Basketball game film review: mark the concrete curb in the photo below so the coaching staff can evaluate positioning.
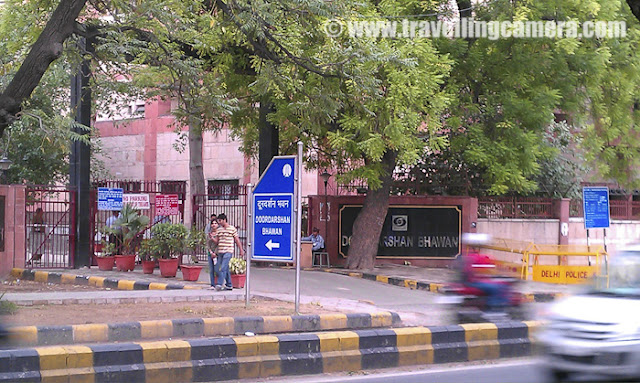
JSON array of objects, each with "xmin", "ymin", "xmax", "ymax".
[
  {"xmin": 10, "ymin": 268, "xmax": 204, "ymax": 292},
  {"xmin": 3, "ymin": 290, "xmax": 244, "ymax": 307},
  {"xmin": 7, "ymin": 312, "xmax": 401, "ymax": 347},
  {"xmin": 0, "ymin": 321, "xmax": 541, "ymax": 382},
  {"xmin": 309, "ymin": 268, "xmax": 564, "ymax": 302}
]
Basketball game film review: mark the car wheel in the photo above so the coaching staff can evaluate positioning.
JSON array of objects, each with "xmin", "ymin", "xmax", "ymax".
[{"xmin": 549, "ymin": 369, "xmax": 570, "ymax": 383}]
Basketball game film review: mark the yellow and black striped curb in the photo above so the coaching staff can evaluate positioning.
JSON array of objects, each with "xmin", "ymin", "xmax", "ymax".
[
  {"xmin": 7, "ymin": 312, "xmax": 401, "ymax": 347},
  {"xmin": 0, "ymin": 321, "xmax": 541, "ymax": 383},
  {"xmin": 311, "ymin": 268, "xmax": 564, "ymax": 303},
  {"xmin": 10, "ymin": 268, "xmax": 204, "ymax": 292}
]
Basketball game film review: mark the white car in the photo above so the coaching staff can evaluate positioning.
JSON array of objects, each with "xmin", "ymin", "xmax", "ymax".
[{"xmin": 538, "ymin": 245, "xmax": 640, "ymax": 382}]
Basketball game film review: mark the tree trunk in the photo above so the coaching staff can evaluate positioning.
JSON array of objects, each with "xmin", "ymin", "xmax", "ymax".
[
  {"xmin": 0, "ymin": 0, "xmax": 87, "ymax": 135},
  {"xmin": 346, "ymin": 150, "xmax": 397, "ymax": 270},
  {"xmin": 258, "ymin": 95, "xmax": 278, "ymax": 175},
  {"xmin": 188, "ymin": 117, "xmax": 206, "ymax": 222}
]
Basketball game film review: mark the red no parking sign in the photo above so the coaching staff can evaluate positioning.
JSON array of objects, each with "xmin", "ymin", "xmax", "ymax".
[{"xmin": 156, "ymin": 194, "xmax": 179, "ymax": 216}]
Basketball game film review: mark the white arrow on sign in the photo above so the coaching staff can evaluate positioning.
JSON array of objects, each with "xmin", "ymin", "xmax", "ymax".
[{"xmin": 265, "ymin": 239, "xmax": 281, "ymax": 251}]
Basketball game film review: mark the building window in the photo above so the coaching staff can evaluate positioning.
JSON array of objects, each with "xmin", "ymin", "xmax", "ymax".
[
  {"xmin": 160, "ymin": 181, "xmax": 186, "ymax": 195},
  {"xmin": 134, "ymin": 102, "xmax": 145, "ymax": 115},
  {"xmin": 208, "ymin": 180, "xmax": 239, "ymax": 200}
]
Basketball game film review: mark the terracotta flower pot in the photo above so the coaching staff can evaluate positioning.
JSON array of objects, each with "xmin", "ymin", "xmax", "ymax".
[
  {"xmin": 158, "ymin": 258, "xmax": 179, "ymax": 278},
  {"xmin": 115, "ymin": 254, "xmax": 136, "ymax": 272},
  {"xmin": 96, "ymin": 256, "xmax": 115, "ymax": 271},
  {"xmin": 142, "ymin": 260, "xmax": 156, "ymax": 274},
  {"xmin": 231, "ymin": 273, "xmax": 246, "ymax": 288},
  {"xmin": 181, "ymin": 265, "xmax": 203, "ymax": 281}
]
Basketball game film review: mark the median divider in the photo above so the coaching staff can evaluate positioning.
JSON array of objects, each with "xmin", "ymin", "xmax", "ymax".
[
  {"xmin": 6, "ymin": 312, "xmax": 401, "ymax": 347},
  {"xmin": 0, "ymin": 321, "xmax": 541, "ymax": 382}
]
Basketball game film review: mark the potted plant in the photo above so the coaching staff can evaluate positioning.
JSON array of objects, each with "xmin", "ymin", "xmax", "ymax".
[
  {"xmin": 150, "ymin": 222, "xmax": 188, "ymax": 277},
  {"xmin": 96, "ymin": 239, "xmax": 116, "ymax": 271},
  {"xmin": 229, "ymin": 257, "xmax": 247, "ymax": 288},
  {"xmin": 138, "ymin": 239, "xmax": 156, "ymax": 274},
  {"xmin": 181, "ymin": 228, "xmax": 207, "ymax": 281},
  {"xmin": 105, "ymin": 204, "xmax": 150, "ymax": 272}
]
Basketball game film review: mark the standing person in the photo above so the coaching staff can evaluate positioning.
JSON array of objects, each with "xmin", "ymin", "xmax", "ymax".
[
  {"xmin": 207, "ymin": 215, "xmax": 219, "ymax": 289},
  {"xmin": 28, "ymin": 207, "xmax": 45, "ymax": 265},
  {"xmin": 303, "ymin": 227, "xmax": 325, "ymax": 252},
  {"xmin": 204, "ymin": 213, "xmax": 216, "ymax": 236},
  {"xmin": 105, "ymin": 210, "xmax": 121, "ymax": 255},
  {"xmin": 214, "ymin": 213, "xmax": 245, "ymax": 291}
]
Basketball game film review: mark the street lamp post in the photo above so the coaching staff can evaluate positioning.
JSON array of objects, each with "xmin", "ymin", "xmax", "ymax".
[
  {"xmin": 320, "ymin": 171, "xmax": 331, "ymax": 248},
  {"xmin": 0, "ymin": 157, "xmax": 12, "ymax": 184}
]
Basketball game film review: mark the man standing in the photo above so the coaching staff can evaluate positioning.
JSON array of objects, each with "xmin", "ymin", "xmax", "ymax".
[
  {"xmin": 105, "ymin": 210, "xmax": 121, "ymax": 255},
  {"xmin": 303, "ymin": 227, "xmax": 325, "ymax": 252},
  {"xmin": 215, "ymin": 213, "xmax": 245, "ymax": 291}
]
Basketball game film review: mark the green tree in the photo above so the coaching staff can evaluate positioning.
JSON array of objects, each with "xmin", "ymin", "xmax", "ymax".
[{"xmin": 5, "ymin": 0, "xmax": 640, "ymax": 271}]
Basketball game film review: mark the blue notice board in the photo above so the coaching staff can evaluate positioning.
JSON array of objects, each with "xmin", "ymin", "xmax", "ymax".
[
  {"xmin": 252, "ymin": 157, "xmax": 296, "ymax": 262},
  {"xmin": 583, "ymin": 187, "xmax": 610, "ymax": 229},
  {"xmin": 97, "ymin": 187, "xmax": 124, "ymax": 211},
  {"xmin": 253, "ymin": 194, "xmax": 294, "ymax": 261}
]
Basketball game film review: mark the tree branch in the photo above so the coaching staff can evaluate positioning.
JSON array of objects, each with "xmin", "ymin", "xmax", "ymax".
[
  {"xmin": 627, "ymin": 0, "xmax": 640, "ymax": 22},
  {"xmin": 214, "ymin": 0, "xmax": 340, "ymax": 78},
  {"xmin": 0, "ymin": 0, "xmax": 87, "ymax": 136}
]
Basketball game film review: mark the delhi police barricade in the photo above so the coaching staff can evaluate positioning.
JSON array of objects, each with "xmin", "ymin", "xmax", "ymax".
[{"xmin": 477, "ymin": 239, "xmax": 607, "ymax": 286}]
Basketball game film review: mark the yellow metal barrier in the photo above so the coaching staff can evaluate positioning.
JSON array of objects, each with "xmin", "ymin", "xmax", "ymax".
[
  {"xmin": 478, "ymin": 239, "xmax": 608, "ymax": 286},
  {"xmin": 526, "ymin": 244, "xmax": 607, "ymax": 286},
  {"xmin": 477, "ymin": 238, "xmax": 533, "ymax": 280}
]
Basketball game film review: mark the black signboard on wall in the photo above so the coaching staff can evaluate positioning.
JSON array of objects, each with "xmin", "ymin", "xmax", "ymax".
[
  {"xmin": 339, "ymin": 205, "xmax": 461, "ymax": 258},
  {"xmin": 0, "ymin": 195, "xmax": 5, "ymax": 252}
]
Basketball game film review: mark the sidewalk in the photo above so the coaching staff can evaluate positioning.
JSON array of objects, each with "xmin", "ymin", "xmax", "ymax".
[
  {"xmin": 5, "ymin": 266, "xmax": 385, "ymax": 315},
  {"xmin": 10, "ymin": 261, "xmax": 580, "ymax": 302},
  {"xmin": 312, "ymin": 263, "xmax": 582, "ymax": 301}
]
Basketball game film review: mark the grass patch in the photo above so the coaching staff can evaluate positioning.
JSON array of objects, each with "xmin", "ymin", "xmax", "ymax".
[{"xmin": 0, "ymin": 292, "xmax": 18, "ymax": 315}]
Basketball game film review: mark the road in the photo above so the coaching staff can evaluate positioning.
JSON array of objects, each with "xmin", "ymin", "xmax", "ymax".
[
  {"xmin": 261, "ymin": 358, "xmax": 614, "ymax": 383},
  {"xmin": 251, "ymin": 267, "xmax": 466, "ymax": 325}
]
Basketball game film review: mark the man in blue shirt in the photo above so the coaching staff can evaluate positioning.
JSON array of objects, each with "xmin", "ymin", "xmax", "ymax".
[{"xmin": 303, "ymin": 227, "xmax": 325, "ymax": 252}]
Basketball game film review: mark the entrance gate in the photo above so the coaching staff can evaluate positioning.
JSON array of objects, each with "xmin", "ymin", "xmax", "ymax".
[
  {"xmin": 192, "ymin": 184, "xmax": 248, "ymax": 262},
  {"xmin": 25, "ymin": 186, "xmax": 76, "ymax": 268},
  {"xmin": 90, "ymin": 180, "xmax": 187, "ymax": 259}
]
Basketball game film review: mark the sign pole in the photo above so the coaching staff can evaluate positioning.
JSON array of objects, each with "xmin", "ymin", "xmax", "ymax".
[
  {"xmin": 246, "ymin": 183, "xmax": 253, "ymax": 308},
  {"xmin": 586, "ymin": 229, "xmax": 591, "ymax": 266},
  {"xmin": 295, "ymin": 142, "xmax": 302, "ymax": 314}
]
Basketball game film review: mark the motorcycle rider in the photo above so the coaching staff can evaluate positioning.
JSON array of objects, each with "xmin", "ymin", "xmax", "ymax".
[{"xmin": 460, "ymin": 233, "xmax": 510, "ymax": 312}]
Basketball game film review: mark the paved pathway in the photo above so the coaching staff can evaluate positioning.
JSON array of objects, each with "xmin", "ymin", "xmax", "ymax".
[{"xmin": 5, "ymin": 262, "xmax": 579, "ymax": 326}]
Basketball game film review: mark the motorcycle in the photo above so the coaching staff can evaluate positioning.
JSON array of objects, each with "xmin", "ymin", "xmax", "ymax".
[{"xmin": 440, "ymin": 276, "xmax": 526, "ymax": 323}]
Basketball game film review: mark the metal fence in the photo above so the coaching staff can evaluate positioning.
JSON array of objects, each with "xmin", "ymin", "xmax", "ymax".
[
  {"xmin": 478, "ymin": 197, "xmax": 554, "ymax": 219},
  {"xmin": 90, "ymin": 180, "xmax": 187, "ymax": 258},
  {"xmin": 192, "ymin": 184, "xmax": 248, "ymax": 262},
  {"xmin": 25, "ymin": 186, "xmax": 76, "ymax": 268},
  {"xmin": 570, "ymin": 198, "xmax": 640, "ymax": 220}
]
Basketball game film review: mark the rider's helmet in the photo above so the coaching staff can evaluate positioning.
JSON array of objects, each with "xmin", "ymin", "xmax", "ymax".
[
  {"xmin": 462, "ymin": 233, "xmax": 491, "ymax": 248},
  {"xmin": 461, "ymin": 233, "xmax": 495, "ymax": 275}
]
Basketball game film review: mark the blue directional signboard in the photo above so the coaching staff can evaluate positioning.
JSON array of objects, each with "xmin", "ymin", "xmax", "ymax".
[
  {"xmin": 97, "ymin": 187, "xmax": 124, "ymax": 211},
  {"xmin": 252, "ymin": 157, "xmax": 296, "ymax": 262},
  {"xmin": 583, "ymin": 186, "xmax": 610, "ymax": 229}
]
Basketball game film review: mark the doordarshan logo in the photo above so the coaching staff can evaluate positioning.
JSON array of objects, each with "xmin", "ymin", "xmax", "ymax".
[
  {"xmin": 282, "ymin": 164, "xmax": 292, "ymax": 178},
  {"xmin": 392, "ymin": 215, "xmax": 408, "ymax": 231}
]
